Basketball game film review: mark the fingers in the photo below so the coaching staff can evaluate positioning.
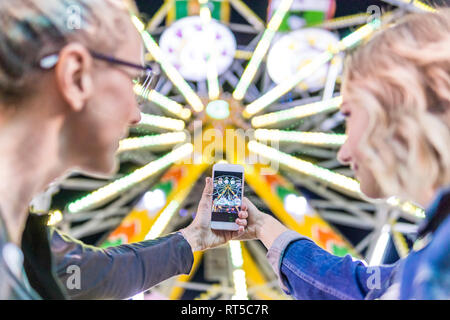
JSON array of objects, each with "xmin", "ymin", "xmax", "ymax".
[
  {"xmin": 236, "ymin": 210, "xmax": 248, "ymax": 235},
  {"xmin": 235, "ymin": 218, "xmax": 247, "ymax": 227},
  {"xmin": 238, "ymin": 210, "xmax": 248, "ymax": 219}
]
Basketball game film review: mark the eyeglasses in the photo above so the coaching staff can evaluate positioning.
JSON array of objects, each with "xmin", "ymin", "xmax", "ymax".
[{"xmin": 38, "ymin": 50, "xmax": 160, "ymax": 106}]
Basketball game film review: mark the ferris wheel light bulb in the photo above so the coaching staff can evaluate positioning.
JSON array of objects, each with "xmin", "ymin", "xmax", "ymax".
[{"xmin": 232, "ymin": 0, "xmax": 293, "ymax": 101}]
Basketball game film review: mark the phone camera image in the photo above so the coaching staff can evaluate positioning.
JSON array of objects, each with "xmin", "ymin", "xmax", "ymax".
[{"xmin": 212, "ymin": 171, "xmax": 243, "ymax": 223}]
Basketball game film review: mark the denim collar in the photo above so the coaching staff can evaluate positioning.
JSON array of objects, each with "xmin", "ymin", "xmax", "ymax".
[
  {"xmin": 424, "ymin": 185, "xmax": 450, "ymax": 220},
  {"xmin": 417, "ymin": 185, "xmax": 450, "ymax": 237}
]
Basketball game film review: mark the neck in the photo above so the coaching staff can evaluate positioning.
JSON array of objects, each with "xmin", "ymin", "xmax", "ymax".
[
  {"xmin": 0, "ymin": 108, "xmax": 66, "ymax": 245},
  {"xmin": 417, "ymin": 188, "xmax": 439, "ymax": 210}
]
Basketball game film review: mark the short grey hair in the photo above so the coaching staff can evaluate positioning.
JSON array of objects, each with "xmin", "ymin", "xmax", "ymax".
[{"xmin": 0, "ymin": 0, "xmax": 132, "ymax": 104}]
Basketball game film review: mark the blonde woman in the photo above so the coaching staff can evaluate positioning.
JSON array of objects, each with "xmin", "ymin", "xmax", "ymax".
[
  {"xmin": 0, "ymin": 0, "xmax": 246, "ymax": 299},
  {"xmin": 239, "ymin": 9, "xmax": 450, "ymax": 299}
]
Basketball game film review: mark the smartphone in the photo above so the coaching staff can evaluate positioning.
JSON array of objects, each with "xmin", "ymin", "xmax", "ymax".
[{"xmin": 210, "ymin": 163, "xmax": 244, "ymax": 231}]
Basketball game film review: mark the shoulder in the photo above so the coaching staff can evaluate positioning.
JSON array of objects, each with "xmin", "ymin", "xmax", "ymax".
[
  {"xmin": 425, "ymin": 215, "xmax": 450, "ymax": 265},
  {"xmin": 414, "ymin": 215, "xmax": 450, "ymax": 299}
]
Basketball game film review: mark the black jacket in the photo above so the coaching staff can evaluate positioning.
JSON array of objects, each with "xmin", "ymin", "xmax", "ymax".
[{"xmin": 21, "ymin": 213, "xmax": 194, "ymax": 299}]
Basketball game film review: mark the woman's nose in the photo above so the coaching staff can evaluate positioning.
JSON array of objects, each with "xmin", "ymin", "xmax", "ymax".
[
  {"xmin": 337, "ymin": 142, "xmax": 352, "ymax": 166},
  {"xmin": 130, "ymin": 104, "xmax": 142, "ymax": 126}
]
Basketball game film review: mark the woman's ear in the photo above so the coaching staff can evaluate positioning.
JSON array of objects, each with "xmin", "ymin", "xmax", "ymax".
[{"xmin": 55, "ymin": 43, "xmax": 94, "ymax": 112}]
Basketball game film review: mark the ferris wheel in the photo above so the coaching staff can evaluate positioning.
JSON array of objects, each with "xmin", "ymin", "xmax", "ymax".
[{"xmin": 42, "ymin": 0, "xmax": 435, "ymax": 300}]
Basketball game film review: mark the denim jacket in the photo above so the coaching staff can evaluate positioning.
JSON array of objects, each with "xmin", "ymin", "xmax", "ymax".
[{"xmin": 267, "ymin": 186, "xmax": 450, "ymax": 300}]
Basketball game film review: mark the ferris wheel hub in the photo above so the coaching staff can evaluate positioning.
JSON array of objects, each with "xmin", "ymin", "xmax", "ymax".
[{"xmin": 206, "ymin": 100, "xmax": 231, "ymax": 120}]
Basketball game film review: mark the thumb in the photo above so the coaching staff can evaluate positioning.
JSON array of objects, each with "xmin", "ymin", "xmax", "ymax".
[
  {"xmin": 198, "ymin": 177, "xmax": 213, "ymax": 213},
  {"xmin": 242, "ymin": 197, "xmax": 258, "ymax": 214},
  {"xmin": 240, "ymin": 199, "xmax": 248, "ymax": 212},
  {"xmin": 242, "ymin": 197, "xmax": 251, "ymax": 211}
]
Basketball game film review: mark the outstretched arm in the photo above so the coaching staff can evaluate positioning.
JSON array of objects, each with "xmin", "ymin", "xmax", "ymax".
[
  {"xmin": 241, "ymin": 197, "xmax": 396, "ymax": 300},
  {"xmin": 51, "ymin": 229, "xmax": 193, "ymax": 300}
]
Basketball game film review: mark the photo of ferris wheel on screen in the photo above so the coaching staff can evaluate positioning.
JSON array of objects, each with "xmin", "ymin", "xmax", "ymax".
[{"xmin": 212, "ymin": 172, "xmax": 243, "ymax": 215}]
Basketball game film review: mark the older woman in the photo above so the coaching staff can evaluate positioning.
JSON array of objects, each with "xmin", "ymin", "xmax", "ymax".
[
  {"xmin": 239, "ymin": 9, "xmax": 450, "ymax": 299},
  {"xmin": 0, "ymin": 0, "xmax": 246, "ymax": 299}
]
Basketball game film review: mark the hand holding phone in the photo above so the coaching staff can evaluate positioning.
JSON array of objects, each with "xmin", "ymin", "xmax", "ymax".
[{"xmin": 179, "ymin": 175, "xmax": 248, "ymax": 252}]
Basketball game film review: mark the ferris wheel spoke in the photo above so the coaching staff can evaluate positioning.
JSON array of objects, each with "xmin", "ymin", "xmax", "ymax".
[
  {"xmin": 145, "ymin": 163, "xmax": 209, "ymax": 240},
  {"xmin": 254, "ymin": 129, "xmax": 347, "ymax": 148},
  {"xmin": 248, "ymin": 141, "xmax": 361, "ymax": 196},
  {"xmin": 66, "ymin": 143, "xmax": 194, "ymax": 213},
  {"xmin": 146, "ymin": 1, "xmax": 172, "ymax": 33},
  {"xmin": 244, "ymin": 163, "xmax": 358, "ymax": 258},
  {"xmin": 251, "ymin": 96, "xmax": 343, "ymax": 129},
  {"xmin": 234, "ymin": 49, "xmax": 253, "ymax": 60},
  {"xmin": 315, "ymin": 12, "xmax": 372, "ymax": 29},
  {"xmin": 233, "ymin": 0, "xmax": 294, "ymax": 101},
  {"xmin": 379, "ymin": 0, "xmax": 435, "ymax": 12},
  {"xmin": 228, "ymin": 0, "xmax": 266, "ymax": 31},
  {"xmin": 137, "ymin": 113, "xmax": 186, "ymax": 132},
  {"xmin": 199, "ymin": 1, "xmax": 221, "ymax": 100},
  {"xmin": 135, "ymin": 86, "xmax": 192, "ymax": 120},
  {"xmin": 132, "ymin": 15, "xmax": 205, "ymax": 113},
  {"xmin": 243, "ymin": 19, "xmax": 383, "ymax": 118},
  {"xmin": 98, "ymin": 162, "xmax": 207, "ymax": 250},
  {"xmin": 118, "ymin": 132, "xmax": 188, "ymax": 153},
  {"xmin": 248, "ymin": 141, "xmax": 425, "ymax": 218},
  {"xmin": 391, "ymin": 227, "xmax": 411, "ymax": 258},
  {"xmin": 243, "ymin": 52, "xmax": 335, "ymax": 118},
  {"xmin": 229, "ymin": 61, "xmax": 261, "ymax": 101},
  {"xmin": 322, "ymin": 55, "xmax": 342, "ymax": 101}
]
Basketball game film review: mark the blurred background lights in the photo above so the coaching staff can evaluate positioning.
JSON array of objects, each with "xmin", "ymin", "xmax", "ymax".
[
  {"xmin": 283, "ymin": 194, "xmax": 310, "ymax": 218},
  {"xmin": 47, "ymin": 210, "xmax": 63, "ymax": 226},
  {"xmin": 142, "ymin": 189, "xmax": 167, "ymax": 213}
]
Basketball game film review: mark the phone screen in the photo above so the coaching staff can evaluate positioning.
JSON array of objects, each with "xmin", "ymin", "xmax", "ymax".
[{"xmin": 212, "ymin": 170, "xmax": 243, "ymax": 223}]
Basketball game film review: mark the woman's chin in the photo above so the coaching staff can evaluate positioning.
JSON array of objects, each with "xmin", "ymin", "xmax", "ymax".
[
  {"xmin": 360, "ymin": 181, "xmax": 384, "ymax": 200},
  {"xmin": 79, "ymin": 156, "xmax": 118, "ymax": 179}
]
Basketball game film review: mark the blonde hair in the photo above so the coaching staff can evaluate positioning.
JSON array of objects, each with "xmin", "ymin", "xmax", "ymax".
[
  {"xmin": 343, "ymin": 8, "xmax": 450, "ymax": 202},
  {"xmin": 0, "ymin": 0, "xmax": 132, "ymax": 104}
]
